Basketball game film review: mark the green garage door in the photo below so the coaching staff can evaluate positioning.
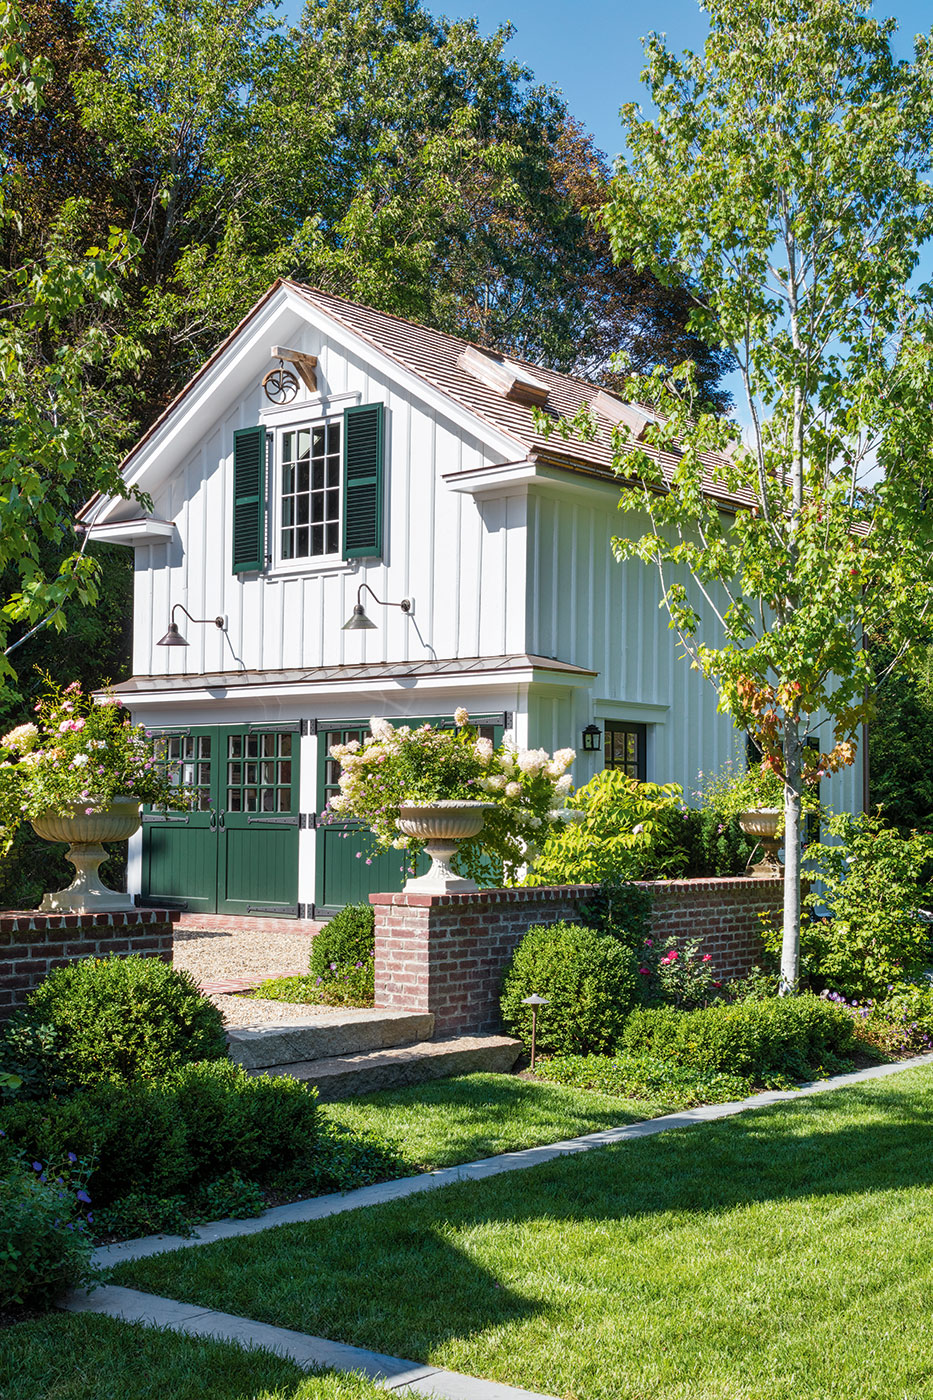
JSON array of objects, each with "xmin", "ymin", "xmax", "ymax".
[
  {"xmin": 142, "ymin": 724, "xmax": 300, "ymax": 915},
  {"xmin": 313, "ymin": 714, "xmax": 507, "ymax": 916}
]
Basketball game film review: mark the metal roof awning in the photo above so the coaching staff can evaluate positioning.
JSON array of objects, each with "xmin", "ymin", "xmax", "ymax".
[{"xmin": 107, "ymin": 653, "xmax": 599, "ymax": 701}]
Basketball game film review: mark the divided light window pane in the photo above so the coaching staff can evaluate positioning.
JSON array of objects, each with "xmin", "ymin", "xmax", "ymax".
[{"xmin": 281, "ymin": 421, "xmax": 341, "ymax": 559}]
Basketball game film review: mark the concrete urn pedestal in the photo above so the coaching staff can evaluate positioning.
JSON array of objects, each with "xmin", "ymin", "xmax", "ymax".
[
  {"xmin": 31, "ymin": 797, "xmax": 141, "ymax": 913},
  {"xmin": 397, "ymin": 800, "xmax": 495, "ymax": 894},
  {"xmin": 739, "ymin": 807, "xmax": 784, "ymax": 877}
]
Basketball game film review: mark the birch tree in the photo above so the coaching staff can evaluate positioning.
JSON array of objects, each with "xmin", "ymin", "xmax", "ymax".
[{"xmin": 582, "ymin": 0, "xmax": 933, "ymax": 988}]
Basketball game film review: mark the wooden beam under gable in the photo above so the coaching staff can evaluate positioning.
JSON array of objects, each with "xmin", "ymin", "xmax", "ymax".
[{"xmin": 270, "ymin": 344, "xmax": 318, "ymax": 392}]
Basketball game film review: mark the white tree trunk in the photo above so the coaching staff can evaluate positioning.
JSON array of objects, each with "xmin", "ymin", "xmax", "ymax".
[{"xmin": 780, "ymin": 721, "xmax": 803, "ymax": 994}]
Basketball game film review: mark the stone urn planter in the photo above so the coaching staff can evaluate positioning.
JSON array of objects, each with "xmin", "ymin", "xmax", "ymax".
[
  {"xmin": 31, "ymin": 797, "xmax": 141, "ymax": 912},
  {"xmin": 738, "ymin": 808, "xmax": 783, "ymax": 877},
  {"xmin": 397, "ymin": 800, "xmax": 495, "ymax": 894}
]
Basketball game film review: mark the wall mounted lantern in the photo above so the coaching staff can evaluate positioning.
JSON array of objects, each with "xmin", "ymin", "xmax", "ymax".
[
  {"xmin": 157, "ymin": 603, "xmax": 225, "ymax": 648},
  {"xmin": 342, "ymin": 583, "xmax": 412, "ymax": 631},
  {"xmin": 582, "ymin": 723, "xmax": 602, "ymax": 753}
]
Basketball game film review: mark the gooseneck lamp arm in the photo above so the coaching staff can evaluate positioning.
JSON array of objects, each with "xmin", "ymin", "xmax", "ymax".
[
  {"xmin": 157, "ymin": 604, "xmax": 225, "ymax": 648},
  {"xmin": 342, "ymin": 583, "xmax": 412, "ymax": 631}
]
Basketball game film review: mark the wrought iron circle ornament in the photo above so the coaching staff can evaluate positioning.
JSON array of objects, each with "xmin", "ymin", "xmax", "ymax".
[{"xmin": 262, "ymin": 360, "xmax": 300, "ymax": 404}]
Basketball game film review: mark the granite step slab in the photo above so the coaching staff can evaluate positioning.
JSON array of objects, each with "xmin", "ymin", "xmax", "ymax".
[
  {"xmin": 255, "ymin": 1034, "xmax": 523, "ymax": 1099},
  {"xmin": 227, "ymin": 1008, "xmax": 435, "ymax": 1069}
]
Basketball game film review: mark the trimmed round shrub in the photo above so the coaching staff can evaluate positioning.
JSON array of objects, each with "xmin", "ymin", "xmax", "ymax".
[
  {"xmin": 620, "ymin": 994, "xmax": 858, "ymax": 1079},
  {"xmin": 0, "ymin": 1159, "xmax": 96, "ymax": 1308},
  {"xmin": 0, "ymin": 1061, "xmax": 320, "ymax": 1208},
  {"xmin": 309, "ymin": 903, "xmax": 374, "ymax": 980},
  {"xmin": 501, "ymin": 921, "xmax": 637, "ymax": 1056},
  {"xmin": 16, "ymin": 954, "xmax": 228, "ymax": 1090}
]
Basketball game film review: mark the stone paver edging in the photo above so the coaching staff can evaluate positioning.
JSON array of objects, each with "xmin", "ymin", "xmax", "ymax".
[
  {"xmin": 65, "ymin": 1052, "xmax": 933, "ymax": 1400},
  {"xmin": 61, "ymin": 1285, "xmax": 556, "ymax": 1400},
  {"xmin": 91, "ymin": 1050, "xmax": 933, "ymax": 1270}
]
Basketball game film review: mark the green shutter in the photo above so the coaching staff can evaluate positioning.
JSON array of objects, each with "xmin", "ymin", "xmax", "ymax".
[
  {"xmin": 342, "ymin": 403, "xmax": 384, "ymax": 559},
  {"xmin": 232, "ymin": 426, "xmax": 266, "ymax": 573}
]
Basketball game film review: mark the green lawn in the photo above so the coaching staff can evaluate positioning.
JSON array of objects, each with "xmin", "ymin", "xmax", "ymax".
[
  {"xmin": 0, "ymin": 1312, "xmax": 388, "ymax": 1400},
  {"xmin": 114, "ymin": 1066, "xmax": 933, "ymax": 1400},
  {"xmin": 321, "ymin": 1072, "xmax": 688, "ymax": 1170}
]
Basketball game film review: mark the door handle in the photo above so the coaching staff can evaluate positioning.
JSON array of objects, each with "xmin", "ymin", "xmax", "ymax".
[
  {"xmin": 209, "ymin": 810, "xmax": 217, "ymax": 831},
  {"xmin": 218, "ymin": 811, "xmax": 226, "ymax": 831}
]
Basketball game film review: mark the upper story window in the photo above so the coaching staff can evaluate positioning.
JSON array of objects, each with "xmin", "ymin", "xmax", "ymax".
[
  {"xmin": 280, "ymin": 422, "xmax": 341, "ymax": 561},
  {"xmin": 231, "ymin": 402, "xmax": 385, "ymax": 574}
]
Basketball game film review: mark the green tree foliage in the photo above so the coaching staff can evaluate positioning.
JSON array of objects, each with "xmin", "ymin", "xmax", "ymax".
[
  {"xmin": 0, "ymin": 3, "xmax": 144, "ymax": 687},
  {"xmin": 552, "ymin": 0, "xmax": 933, "ymax": 989},
  {"xmin": 868, "ymin": 641, "xmax": 933, "ymax": 832}
]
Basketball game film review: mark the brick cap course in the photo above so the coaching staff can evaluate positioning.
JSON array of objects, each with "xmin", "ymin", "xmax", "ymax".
[
  {"xmin": 370, "ymin": 876, "xmax": 782, "ymax": 909},
  {"xmin": 0, "ymin": 909, "xmax": 180, "ymax": 934}
]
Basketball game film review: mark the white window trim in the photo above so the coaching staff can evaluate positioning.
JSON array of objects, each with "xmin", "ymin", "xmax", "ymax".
[{"xmin": 264, "ymin": 399, "xmax": 360, "ymax": 578}]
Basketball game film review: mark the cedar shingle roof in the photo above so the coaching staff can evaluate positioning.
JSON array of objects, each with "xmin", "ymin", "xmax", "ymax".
[{"xmin": 289, "ymin": 282, "xmax": 749, "ymax": 510}]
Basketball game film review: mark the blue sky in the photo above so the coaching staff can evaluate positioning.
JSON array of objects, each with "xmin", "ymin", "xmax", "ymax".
[{"xmin": 435, "ymin": 0, "xmax": 932, "ymax": 163}]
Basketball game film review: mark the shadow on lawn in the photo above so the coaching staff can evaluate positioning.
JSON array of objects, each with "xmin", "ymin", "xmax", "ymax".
[{"xmin": 124, "ymin": 1077, "xmax": 933, "ymax": 1360}]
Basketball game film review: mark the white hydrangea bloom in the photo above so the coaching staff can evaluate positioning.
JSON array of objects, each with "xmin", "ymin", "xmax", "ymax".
[
  {"xmin": 555, "ymin": 774, "xmax": 574, "ymax": 794},
  {"xmin": 473, "ymin": 737, "xmax": 494, "ymax": 765},
  {"xmin": 369, "ymin": 717, "xmax": 394, "ymax": 740},
  {"xmin": 454, "ymin": 706, "xmax": 469, "ymax": 727},
  {"xmin": 505, "ymin": 781, "xmax": 522, "ymax": 798},
  {"xmin": 487, "ymin": 774, "xmax": 508, "ymax": 790},
  {"xmin": 517, "ymin": 748, "xmax": 549, "ymax": 775}
]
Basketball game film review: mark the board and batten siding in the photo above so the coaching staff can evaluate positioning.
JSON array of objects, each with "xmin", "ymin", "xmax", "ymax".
[
  {"xmin": 132, "ymin": 322, "xmax": 521, "ymax": 678},
  {"xmin": 523, "ymin": 486, "xmax": 863, "ymax": 815}
]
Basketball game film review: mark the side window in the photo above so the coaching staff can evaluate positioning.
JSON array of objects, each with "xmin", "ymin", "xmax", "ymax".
[{"xmin": 604, "ymin": 723, "xmax": 647, "ymax": 781}]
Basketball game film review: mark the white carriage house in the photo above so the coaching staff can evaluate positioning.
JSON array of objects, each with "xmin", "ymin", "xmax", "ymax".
[{"xmin": 82, "ymin": 282, "xmax": 862, "ymax": 917}]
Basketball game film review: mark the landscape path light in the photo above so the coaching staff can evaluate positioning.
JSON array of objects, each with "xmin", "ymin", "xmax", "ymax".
[{"xmin": 521, "ymin": 992, "xmax": 549, "ymax": 1070}]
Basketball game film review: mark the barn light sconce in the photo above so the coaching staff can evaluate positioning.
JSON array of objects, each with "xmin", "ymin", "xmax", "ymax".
[
  {"xmin": 342, "ymin": 583, "xmax": 412, "ymax": 631},
  {"xmin": 157, "ymin": 603, "xmax": 225, "ymax": 647},
  {"xmin": 582, "ymin": 723, "xmax": 602, "ymax": 753}
]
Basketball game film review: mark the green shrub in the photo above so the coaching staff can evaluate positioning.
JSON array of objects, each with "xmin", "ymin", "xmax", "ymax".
[
  {"xmin": 576, "ymin": 879, "xmax": 653, "ymax": 953},
  {"xmin": 792, "ymin": 812, "xmax": 933, "ymax": 998},
  {"xmin": 0, "ymin": 1154, "xmax": 96, "ymax": 1308},
  {"xmin": 526, "ymin": 771, "xmax": 752, "ymax": 885},
  {"xmin": 308, "ymin": 903, "xmax": 375, "ymax": 1002},
  {"xmin": 12, "ymin": 955, "xmax": 228, "ymax": 1092},
  {"xmin": 501, "ymin": 922, "xmax": 637, "ymax": 1055},
  {"xmin": 0, "ymin": 1019, "xmax": 61, "ymax": 1101},
  {"xmin": 678, "ymin": 808, "xmax": 755, "ymax": 877},
  {"xmin": 822, "ymin": 983, "xmax": 933, "ymax": 1055},
  {"xmin": 525, "ymin": 771, "xmax": 689, "ymax": 885},
  {"xmin": 0, "ymin": 1061, "xmax": 320, "ymax": 1208},
  {"xmin": 620, "ymin": 994, "xmax": 858, "ymax": 1079},
  {"xmin": 535, "ymin": 1052, "xmax": 763, "ymax": 1107}
]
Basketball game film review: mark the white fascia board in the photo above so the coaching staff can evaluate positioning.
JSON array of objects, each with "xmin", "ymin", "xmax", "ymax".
[
  {"xmin": 90, "ymin": 291, "xmax": 306, "ymax": 527},
  {"xmin": 82, "ymin": 518, "xmax": 176, "ymax": 547},
  {"xmin": 282, "ymin": 286, "xmax": 526, "ymax": 465},
  {"xmin": 444, "ymin": 459, "xmax": 622, "ymax": 505}
]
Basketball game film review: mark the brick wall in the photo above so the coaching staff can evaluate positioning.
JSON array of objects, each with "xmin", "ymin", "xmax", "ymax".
[
  {"xmin": 372, "ymin": 877, "xmax": 782, "ymax": 1038},
  {"xmin": 0, "ymin": 909, "xmax": 178, "ymax": 1020},
  {"xmin": 636, "ymin": 877, "xmax": 783, "ymax": 980}
]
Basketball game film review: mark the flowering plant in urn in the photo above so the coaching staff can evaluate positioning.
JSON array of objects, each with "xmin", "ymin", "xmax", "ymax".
[
  {"xmin": 0, "ymin": 678, "xmax": 190, "ymax": 858},
  {"xmin": 326, "ymin": 707, "xmax": 576, "ymax": 886}
]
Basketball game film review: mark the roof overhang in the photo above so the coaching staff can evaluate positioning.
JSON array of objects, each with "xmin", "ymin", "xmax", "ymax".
[
  {"xmin": 105, "ymin": 653, "xmax": 599, "ymax": 708},
  {"xmin": 79, "ymin": 517, "xmax": 176, "ymax": 547}
]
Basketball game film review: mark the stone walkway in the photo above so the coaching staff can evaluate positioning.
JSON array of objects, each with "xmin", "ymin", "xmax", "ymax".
[{"xmin": 64, "ymin": 1051, "xmax": 933, "ymax": 1400}]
